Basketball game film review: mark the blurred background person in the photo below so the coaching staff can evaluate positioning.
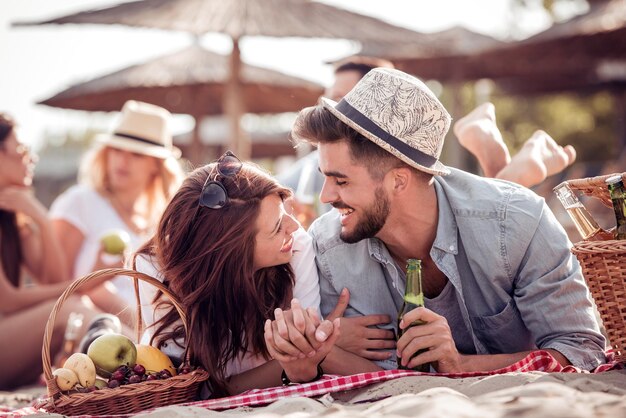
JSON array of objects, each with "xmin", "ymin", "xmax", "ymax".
[
  {"xmin": 0, "ymin": 113, "xmax": 103, "ymax": 390},
  {"xmin": 50, "ymin": 101, "xmax": 185, "ymax": 328}
]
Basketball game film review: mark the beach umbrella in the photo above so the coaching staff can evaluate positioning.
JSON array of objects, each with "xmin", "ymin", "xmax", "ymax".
[
  {"xmin": 15, "ymin": 0, "xmax": 424, "ymax": 159},
  {"xmin": 462, "ymin": 0, "xmax": 626, "ymax": 151},
  {"xmin": 356, "ymin": 26, "xmax": 507, "ymax": 81},
  {"xmin": 37, "ymin": 45, "xmax": 323, "ymax": 162},
  {"xmin": 389, "ymin": 0, "xmax": 626, "ymax": 94}
]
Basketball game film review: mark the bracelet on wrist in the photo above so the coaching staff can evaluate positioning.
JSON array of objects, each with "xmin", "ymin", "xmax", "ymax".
[{"xmin": 281, "ymin": 360, "xmax": 324, "ymax": 386}]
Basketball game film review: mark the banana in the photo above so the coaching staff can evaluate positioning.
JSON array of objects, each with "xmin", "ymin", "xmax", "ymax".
[
  {"xmin": 53, "ymin": 368, "xmax": 79, "ymax": 391},
  {"xmin": 63, "ymin": 353, "xmax": 97, "ymax": 387}
]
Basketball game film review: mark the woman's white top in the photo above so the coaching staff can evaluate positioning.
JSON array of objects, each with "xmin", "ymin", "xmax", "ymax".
[
  {"xmin": 49, "ymin": 184, "xmax": 149, "ymax": 303},
  {"xmin": 134, "ymin": 227, "xmax": 320, "ymax": 378}
]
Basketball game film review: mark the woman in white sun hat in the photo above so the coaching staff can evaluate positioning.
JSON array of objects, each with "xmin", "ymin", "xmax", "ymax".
[{"xmin": 50, "ymin": 100, "xmax": 185, "ymax": 327}]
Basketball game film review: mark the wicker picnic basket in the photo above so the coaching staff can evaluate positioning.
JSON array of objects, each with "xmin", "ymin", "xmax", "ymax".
[
  {"xmin": 567, "ymin": 172, "xmax": 626, "ymax": 363},
  {"xmin": 37, "ymin": 268, "xmax": 209, "ymax": 416}
]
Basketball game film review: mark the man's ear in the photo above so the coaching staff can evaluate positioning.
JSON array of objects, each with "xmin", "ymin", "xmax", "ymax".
[{"xmin": 390, "ymin": 167, "xmax": 411, "ymax": 193}]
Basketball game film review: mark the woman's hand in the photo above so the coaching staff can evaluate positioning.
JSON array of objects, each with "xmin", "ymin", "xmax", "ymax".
[
  {"xmin": 90, "ymin": 246, "xmax": 126, "ymax": 272},
  {"xmin": 0, "ymin": 186, "xmax": 46, "ymax": 223},
  {"xmin": 264, "ymin": 299, "xmax": 340, "ymax": 383}
]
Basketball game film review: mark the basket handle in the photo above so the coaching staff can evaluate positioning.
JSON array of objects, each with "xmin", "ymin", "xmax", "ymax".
[
  {"xmin": 566, "ymin": 172, "xmax": 625, "ymax": 208},
  {"xmin": 42, "ymin": 268, "xmax": 189, "ymax": 396}
]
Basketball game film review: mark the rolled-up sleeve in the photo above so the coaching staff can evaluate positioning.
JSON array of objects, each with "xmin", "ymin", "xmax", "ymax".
[{"xmin": 511, "ymin": 199, "xmax": 606, "ymax": 370}]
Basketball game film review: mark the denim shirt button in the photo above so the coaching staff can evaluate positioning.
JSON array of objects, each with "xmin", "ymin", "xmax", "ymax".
[{"xmin": 449, "ymin": 245, "xmax": 455, "ymax": 251}]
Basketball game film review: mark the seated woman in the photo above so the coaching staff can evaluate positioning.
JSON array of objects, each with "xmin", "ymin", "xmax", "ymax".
[
  {"xmin": 134, "ymin": 152, "xmax": 342, "ymax": 397},
  {"xmin": 0, "ymin": 113, "xmax": 104, "ymax": 390},
  {"xmin": 51, "ymin": 101, "xmax": 184, "ymax": 328}
]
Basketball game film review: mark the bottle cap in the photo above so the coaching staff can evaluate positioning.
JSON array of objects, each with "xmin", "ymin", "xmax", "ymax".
[{"xmin": 605, "ymin": 175, "xmax": 624, "ymax": 186}]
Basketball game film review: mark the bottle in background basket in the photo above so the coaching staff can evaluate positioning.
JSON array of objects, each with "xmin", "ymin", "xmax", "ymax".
[
  {"xmin": 56, "ymin": 312, "xmax": 84, "ymax": 368},
  {"xmin": 553, "ymin": 182, "xmax": 613, "ymax": 241},
  {"xmin": 606, "ymin": 175, "xmax": 626, "ymax": 240},
  {"xmin": 397, "ymin": 259, "xmax": 430, "ymax": 372}
]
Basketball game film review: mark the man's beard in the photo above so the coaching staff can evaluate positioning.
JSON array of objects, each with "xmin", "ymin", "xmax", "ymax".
[{"xmin": 338, "ymin": 186, "xmax": 390, "ymax": 244}]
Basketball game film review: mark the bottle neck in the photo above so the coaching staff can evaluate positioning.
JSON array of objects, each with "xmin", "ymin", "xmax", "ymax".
[{"xmin": 405, "ymin": 260, "xmax": 424, "ymax": 307}]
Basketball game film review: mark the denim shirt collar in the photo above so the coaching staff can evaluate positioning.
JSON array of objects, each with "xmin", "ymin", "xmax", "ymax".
[{"xmin": 432, "ymin": 179, "xmax": 459, "ymax": 256}]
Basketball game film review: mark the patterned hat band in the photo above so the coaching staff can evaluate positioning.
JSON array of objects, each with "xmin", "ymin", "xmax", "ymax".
[{"xmin": 335, "ymin": 100, "xmax": 439, "ymax": 169}]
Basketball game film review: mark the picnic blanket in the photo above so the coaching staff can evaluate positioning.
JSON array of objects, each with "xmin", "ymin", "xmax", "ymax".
[{"xmin": 4, "ymin": 350, "xmax": 623, "ymax": 417}]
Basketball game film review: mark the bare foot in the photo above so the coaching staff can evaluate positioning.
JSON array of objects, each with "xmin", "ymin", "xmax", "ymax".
[
  {"xmin": 496, "ymin": 130, "xmax": 576, "ymax": 188},
  {"xmin": 453, "ymin": 102, "xmax": 511, "ymax": 178}
]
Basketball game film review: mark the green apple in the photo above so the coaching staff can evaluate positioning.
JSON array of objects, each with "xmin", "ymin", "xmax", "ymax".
[
  {"xmin": 87, "ymin": 333, "xmax": 137, "ymax": 377},
  {"xmin": 100, "ymin": 230, "xmax": 131, "ymax": 255}
]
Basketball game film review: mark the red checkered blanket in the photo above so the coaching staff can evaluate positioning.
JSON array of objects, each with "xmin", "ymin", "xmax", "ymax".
[{"xmin": 6, "ymin": 350, "xmax": 622, "ymax": 417}]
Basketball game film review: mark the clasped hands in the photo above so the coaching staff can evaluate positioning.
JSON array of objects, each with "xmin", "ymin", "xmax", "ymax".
[
  {"xmin": 264, "ymin": 289, "xmax": 466, "ymax": 380},
  {"xmin": 264, "ymin": 299, "xmax": 339, "ymax": 383}
]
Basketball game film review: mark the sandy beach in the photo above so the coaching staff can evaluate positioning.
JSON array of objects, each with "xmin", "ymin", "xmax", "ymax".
[
  {"xmin": 2, "ymin": 369, "xmax": 625, "ymax": 417},
  {"xmin": 128, "ymin": 370, "xmax": 626, "ymax": 417},
  {"xmin": 135, "ymin": 371, "xmax": 626, "ymax": 418}
]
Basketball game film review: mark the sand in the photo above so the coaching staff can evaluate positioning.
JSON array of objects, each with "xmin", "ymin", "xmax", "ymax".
[
  {"xmin": 3, "ymin": 370, "xmax": 624, "ymax": 417},
  {"xmin": 133, "ymin": 371, "xmax": 626, "ymax": 418}
]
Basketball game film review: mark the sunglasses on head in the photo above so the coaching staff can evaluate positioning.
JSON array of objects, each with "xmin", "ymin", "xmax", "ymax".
[{"xmin": 198, "ymin": 150, "xmax": 243, "ymax": 209}]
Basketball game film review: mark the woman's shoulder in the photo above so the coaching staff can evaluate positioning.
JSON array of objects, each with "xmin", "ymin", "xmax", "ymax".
[{"xmin": 51, "ymin": 184, "xmax": 103, "ymax": 210}]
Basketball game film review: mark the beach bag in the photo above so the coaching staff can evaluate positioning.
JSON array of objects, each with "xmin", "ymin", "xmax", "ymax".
[{"xmin": 36, "ymin": 268, "xmax": 209, "ymax": 416}]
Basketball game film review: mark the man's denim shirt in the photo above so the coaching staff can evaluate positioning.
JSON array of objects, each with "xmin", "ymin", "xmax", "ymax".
[{"xmin": 309, "ymin": 167, "xmax": 606, "ymax": 371}]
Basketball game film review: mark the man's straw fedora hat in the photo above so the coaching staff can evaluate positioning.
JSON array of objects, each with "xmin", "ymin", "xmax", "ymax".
[
  {"xmin": 321, "ymin": 68, "xmax": 451, "ymax": 176},
  {"xmin": 97, "ymin": 100, "xmax": 181, "ymax": 159}
]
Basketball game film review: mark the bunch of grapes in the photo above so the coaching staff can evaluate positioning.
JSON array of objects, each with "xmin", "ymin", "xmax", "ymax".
[
  {"xmin": 106, "ymin": 364, "xmax": 172, "ymax": 388},
  {"xmin": 177, "ymin": 364, "xmax": 193, "ymax": 375}
]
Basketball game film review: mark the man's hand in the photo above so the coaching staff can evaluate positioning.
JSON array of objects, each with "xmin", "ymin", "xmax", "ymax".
[
  {"xmin": 327, "ymin": 288, "xmax": 395, "ymax": 360},
  {"xmin": 396, "ymin": 307, "xmax": 463, "ymax": 373}
]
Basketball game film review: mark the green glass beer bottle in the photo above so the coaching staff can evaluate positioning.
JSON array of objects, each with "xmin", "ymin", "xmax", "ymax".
[
  {"xmin": 606, "ymin": 175, "xmax": 626, "ymax": 240},
  {"xmin": 397, "ymin": 259, "xmax": 430, "ymax": 372}
]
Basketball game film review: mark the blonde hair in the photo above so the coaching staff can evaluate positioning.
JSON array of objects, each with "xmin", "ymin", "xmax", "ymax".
[{"xmin": 78, "ymin": 145, "xmax": 185, "ymax": 227}]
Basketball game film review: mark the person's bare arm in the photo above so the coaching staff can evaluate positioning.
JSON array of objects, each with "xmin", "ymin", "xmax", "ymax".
[
  {"xmin": 0, "ymin": 268, "xmax": 68, "ymax": 315},
  {"xmin": 0, "ymin": 187, "xmax": 69, "ymax": 284},
  {"xmin": 225, "ymin": 359, "xmax": 284, "ymax": 395},
  {"xmin": 0, "ymin": 263, "xmax": 111, "ymax": 315},
  {"xmin": 51, "ymin": 219, "xmax": 85, "ymax": 280}
]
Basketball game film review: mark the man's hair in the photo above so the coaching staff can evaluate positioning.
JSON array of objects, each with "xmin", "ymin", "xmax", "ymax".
[
  {"xmin": 291, "ymin": 105, "xmax": 421, "ymax": 181},
  {"xmin": 333, "ymin": 56, "xmax": 394, "ymax": 79}
]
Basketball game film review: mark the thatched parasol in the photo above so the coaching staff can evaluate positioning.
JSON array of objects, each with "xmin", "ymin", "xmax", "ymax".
[
  {"xmin": 15, "ymin": 0, "xmax": 425, "ymax": 159},
  {"xmin": 389, "ymin": 0, "xmax": 626, "ymax": 94},
  {"xmin": 345, "ymin": 26, "xmax": 506, "ymax": 83},
  {"xmin": 464, "ymin": 0, "xmax": 626, "ymax": 94},
  {"xmin": 38, "ymin": 45, "xmax": 323, "ymax": 161}
]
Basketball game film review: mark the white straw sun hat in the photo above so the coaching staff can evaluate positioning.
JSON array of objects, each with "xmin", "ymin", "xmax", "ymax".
[
  {"xmin": 321, "ymin": 68, "xmax": 451, "ymax": 176},
  {"xmin": 97, "ymin": 100, "xmax": 181, "ymax": 159}
]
